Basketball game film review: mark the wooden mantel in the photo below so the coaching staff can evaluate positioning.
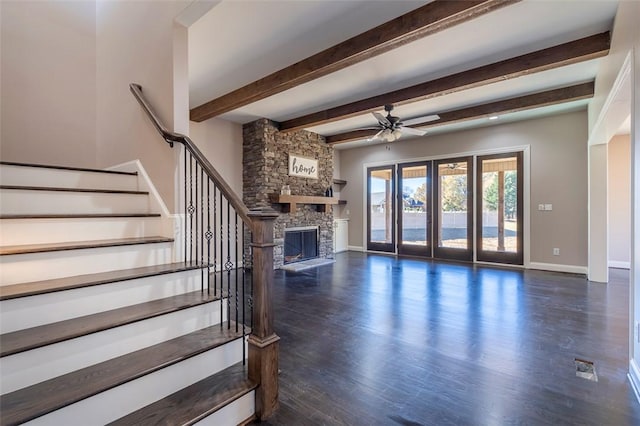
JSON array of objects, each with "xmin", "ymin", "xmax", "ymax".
[{"xmin": 269, "ymin": 194, "xmax": 345, "ymax": 214}]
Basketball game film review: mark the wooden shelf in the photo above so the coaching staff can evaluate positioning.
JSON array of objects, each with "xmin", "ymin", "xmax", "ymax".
[
  {"xmin": 269, "ymin": 194, "xmax": 345, "ymax": 214},
  {"xmin": 332, "ymin": 179, "xmax": 347, "ymax": 185}
]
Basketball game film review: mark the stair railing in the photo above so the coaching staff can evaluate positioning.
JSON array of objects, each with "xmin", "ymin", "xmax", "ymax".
[{"xmin": 129, "ymin": 83, "xmax": 279, "ymax": 420}]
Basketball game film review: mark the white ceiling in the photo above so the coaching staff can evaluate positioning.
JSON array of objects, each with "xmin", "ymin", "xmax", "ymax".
[{"xmin": 188, "ymin": 0, "xmax": 620, "ymax": 149}]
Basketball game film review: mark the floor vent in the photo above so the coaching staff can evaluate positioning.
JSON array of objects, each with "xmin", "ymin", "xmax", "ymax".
[{"xmin": 575, "ymin": 358, "xmax": 598, "ymax": 382}]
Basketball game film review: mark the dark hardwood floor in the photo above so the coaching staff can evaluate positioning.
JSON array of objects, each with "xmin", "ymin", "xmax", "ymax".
[{"xmin": 257, "ymin": 252, "xmax": 640, "ymax": 425}]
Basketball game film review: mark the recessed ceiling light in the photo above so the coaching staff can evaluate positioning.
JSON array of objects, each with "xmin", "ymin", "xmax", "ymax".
[{"xmin": 489, "ymin": 115, "xmax": 499, "ymax": 120}]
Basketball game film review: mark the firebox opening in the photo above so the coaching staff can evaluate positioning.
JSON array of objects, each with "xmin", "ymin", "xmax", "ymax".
[{"xmin": 284, "ymin": 227, "xmax": 319, "ymax": 264}]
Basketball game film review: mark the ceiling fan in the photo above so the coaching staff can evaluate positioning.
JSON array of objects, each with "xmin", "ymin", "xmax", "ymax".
[{"xmin": 368, "ymin": 104, "xmax": 439, "ymax": 142}]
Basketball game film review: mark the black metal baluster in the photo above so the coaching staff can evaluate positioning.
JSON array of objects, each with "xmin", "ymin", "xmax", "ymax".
[
  {"xmin": 206, "ymin": 179, "xmax": 212, "ymax": 295},
  {"xmin": 220, "ymin": 188, "xmax": 224, "ymax": 327},
  {"xmin": 199, "ymin": 167, "xmax": 204, "ymax": 291},
  {"xmin": 242, "ymin": 221, "xmax": 246, "ymax": 365},
  {"xmin": 226, "ymin": 199, "xmax": 231, "ymax": 330},
  {"xmin": 249, "ymin": 233, "xmax": 254, "ymax": 330},
  {"xmin": 235, "ymin": 211, "xmax": 239, "ymax": 333},
  {"xmin": 183, "ymin": 148, "xmax": 188, "ymax": 264},
  {"xmin": 188, "ymin": 155, "xmax": 194, "ymax": 263},
  {"xmin": 195, "ymin": 165, "xmax": 200, "ymax": 288},
  {"xmin": 213, "ymin": 185, "xmax": 217, "ymax": 297}
]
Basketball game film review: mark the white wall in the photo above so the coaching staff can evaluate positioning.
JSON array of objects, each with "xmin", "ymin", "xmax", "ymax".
[
  {"xmin": 608, "ymin": 134, "xmax": 631, "ymax": 267},
  {"xmin": 0, "ymin": 1, "xmax": 97, "ymax": 167},
  {"xmin": 338, "ymin": 110, "xmax": 589, "ymax": 269}
]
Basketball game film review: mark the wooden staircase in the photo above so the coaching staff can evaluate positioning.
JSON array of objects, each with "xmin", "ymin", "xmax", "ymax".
[{"xmin": 0, "ymin": 162, "xmax": 258, "ymax": 425}]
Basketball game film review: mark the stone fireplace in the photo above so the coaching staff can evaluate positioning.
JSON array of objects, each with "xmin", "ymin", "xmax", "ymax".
[{"xmin": 243, "ymin": 119, "xmax": 334, "ymax": 269}]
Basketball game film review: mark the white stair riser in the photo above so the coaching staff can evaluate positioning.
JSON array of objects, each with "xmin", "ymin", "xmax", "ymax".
[
  {"xmin": 1, "ymin": 302, "xmax": 230, "ymax": 394},
  {"xmin": 0, "ymin": 190, "xmax": 151, "ymax": 215},
  {"xmin": 0, "ymin": 216, "xmax": 165, "ymax": 246},
  {"xmin": 0, "ymin": 243, "xmax": 173, "ymax": 285},
  {"xmin": 23, "ymin": 339, "xmax": 245, "ymax": 426},
  {"xmin": 0, "ymin": 165, "xmax": 139, "ymax": 191},
  {"xmin": 195, "ymin": 390, "xmax": 255, "ymax": 426},
  {"xmin": 1, "ymin": 269, "xmax": 210, "ymax": 333}
]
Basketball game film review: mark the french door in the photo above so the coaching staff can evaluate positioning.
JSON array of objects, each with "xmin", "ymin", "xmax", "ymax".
[
  {"xmin": 397, "ymin": 162, "xmax": 432, "ymax": 257},
  {"xmin": 433, "ymin": 157, "xmax": 473, "ymax": 261},
  {"xmin": 476, "ymin": 152, "xmax": 523, "ymax": 264},
  {"xmin": 366, "ymin": 151, "xmax": 523, "ymax": 265},
  {"xmin": 367, "ymin": 166, "xmax": 396, "ymax": 253}
]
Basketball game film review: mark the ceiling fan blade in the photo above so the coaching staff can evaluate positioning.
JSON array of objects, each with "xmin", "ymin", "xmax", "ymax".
[
  {"xmin": 401, "ymin": 114, "xmax": 440, "ymax": 127},
  {"xmin": 400, "ymin": 126, "xmax": 427, "ymax": 136},
  {"xmin": 352, "ymin": 126, "xmax": 381, "ymax": 131},
  {"xmin": 367, "ymin": 129, "xmax": 385, "ymax": 142},
  {"xmin": 372, "ymin": 111, "xmax": 391, "ymax": 127}
]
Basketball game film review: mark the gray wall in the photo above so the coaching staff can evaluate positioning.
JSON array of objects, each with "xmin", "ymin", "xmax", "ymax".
[{"xmin": 338, "ymin": 110, "xmax": 588, "ymax": 268}]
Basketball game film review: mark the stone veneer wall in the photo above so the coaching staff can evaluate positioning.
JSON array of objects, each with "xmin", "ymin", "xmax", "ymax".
[{"xmin": 243, "ymin": 118, "xmax": 334, "ymax": 269}]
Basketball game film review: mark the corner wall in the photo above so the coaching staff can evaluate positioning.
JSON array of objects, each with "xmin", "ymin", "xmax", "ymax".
[
  {"xmin": 338, "ymin": 110, "xmax": 588, "ymax": 270},
  {"xmin": 0, "ymin": 1, "xmax": 97, "ymax": 167},
  {"xmin": 96, "ymin": 0, "xmax": 190, "ymax": 213},
  {"xmin": 0, "ymin": 0, "xmax": 191, "ymax": 213},
  {"xmin": 189, "ymin": 118, "xmax": 243, "ymax": 199}
]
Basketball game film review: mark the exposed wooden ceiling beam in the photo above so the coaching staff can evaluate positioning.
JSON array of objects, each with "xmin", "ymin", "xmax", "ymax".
[
  {"xmin": 282, "ymin": 32, "xmax": 609, "ymax": 132},
  {"xmin": 190, "ymin": 0, "xmax": 520, "ymax": 122},
  {"xmin": 325, "ymin": 81, "xmax": 594, "ymax": 145}
]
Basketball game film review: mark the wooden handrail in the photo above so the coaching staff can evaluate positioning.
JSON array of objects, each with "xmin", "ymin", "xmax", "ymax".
[{"xmin": 129, "ymin": 83, "xmax": 252, "ymax": 226}]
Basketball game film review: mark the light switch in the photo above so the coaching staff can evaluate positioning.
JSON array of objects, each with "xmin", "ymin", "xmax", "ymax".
[
  {"xmin": 545, "ymin": 204, "xmax": 553, "ymax": 211},
  {"xmin": 538, "ymin": 204, "xmax": 545, "ymax": 211}
]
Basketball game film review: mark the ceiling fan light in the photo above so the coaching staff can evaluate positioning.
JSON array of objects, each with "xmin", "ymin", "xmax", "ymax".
[
  {"xmin": 392, "ymin": 129, "xmax": 402, "ymax": 140},
  {"xmin": 380, "ymin": 128, "xmax": 392, "ymax": 142}
]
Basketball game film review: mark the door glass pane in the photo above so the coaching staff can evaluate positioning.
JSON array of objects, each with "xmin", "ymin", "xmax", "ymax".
[
  {"xmin": 437, "ymin": 162, "xmax": 468, "ymax": 249},
  {"xmin": 401, "ymin": 165, "xmax": 427, "ymax": 247},
  {"xmin": 480, "ymin": 157, "xmax": 518, "ymax": 252},
  {"xmin": 369, "ymin": 168, "xmax": 393, "ymax": 244}
]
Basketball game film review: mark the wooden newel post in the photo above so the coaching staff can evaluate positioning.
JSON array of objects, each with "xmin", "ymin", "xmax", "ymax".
[{"xmin": 247, "ymin": 207, "xmax": 280, "ymax": 419}]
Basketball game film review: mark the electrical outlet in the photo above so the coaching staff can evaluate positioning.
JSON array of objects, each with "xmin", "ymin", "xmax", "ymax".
[
  {"xmin": 553, "ymin": 248, "xmax": 560, "ymax": 256},
  {"xmin": 545, "ymin": 204, "xmax": 553, "ymax": 211}
]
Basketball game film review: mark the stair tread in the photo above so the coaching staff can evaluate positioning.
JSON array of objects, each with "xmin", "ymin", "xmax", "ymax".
[
  {"xmin": 0, "ymin": 322, "xmax": 245, "ymax": 426},
  {"xmin": 1, "ymin": 289, "xmax": 223, "ymax": 357},
  {"xmin": 0, "ymin": 262, "xmax": 208, "ymax": 300},
  {"xmin": 108, "ymin": 362, "xmax": 256, "ymax": 426},
  {"xmin": 0, "ymin": 236, "xmax": 174, "ymax": 256},
  {"xmin": 0, "ymin": 161, "xmax": 138, "ymax": 176},
  {"xmin": 0, "ymin": 185, "xmax": 148, "ymax": 195},
  {"xmin": 0, "ymin": 213, "xmax": 161, "ymax": 219}
]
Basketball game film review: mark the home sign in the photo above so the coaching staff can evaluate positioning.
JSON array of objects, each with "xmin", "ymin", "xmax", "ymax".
[{"xmin": 289, "ymin": 154, "xmax": 318, "ymax": 179}]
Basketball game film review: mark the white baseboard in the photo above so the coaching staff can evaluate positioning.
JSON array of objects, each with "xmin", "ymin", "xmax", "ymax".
[
  {"xmin": 609, "ymin": 261, "xmax": 631, "ymax": 269},
  {"xmin": 527, "ymin": 262, "xmax": 588, "ymax": 275},
  {"xmin": 629, "ymin": 359, "xmax": 640, "ymax": 404},
  {"xmin": 347, "ymin": 245, "xmax": 364, "ymax": 252}
]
